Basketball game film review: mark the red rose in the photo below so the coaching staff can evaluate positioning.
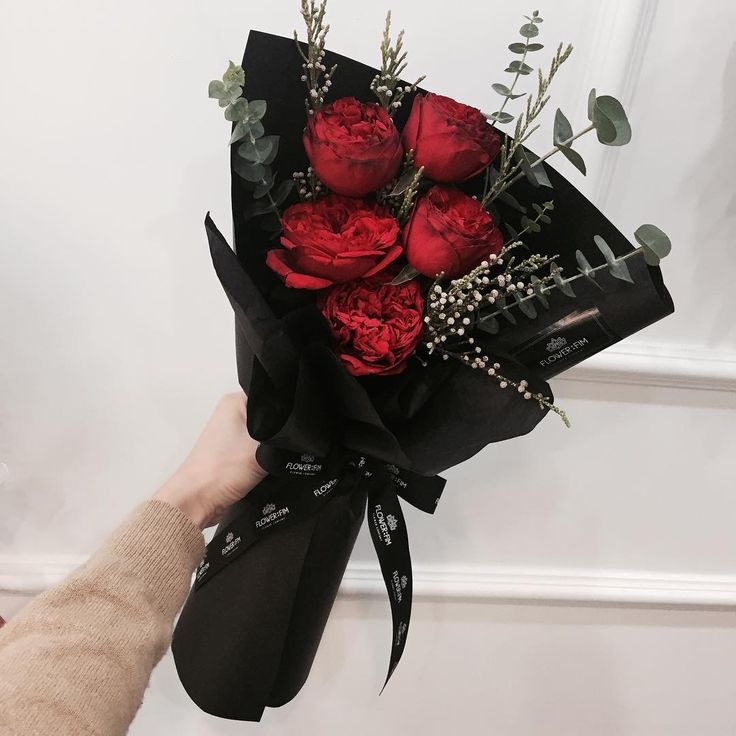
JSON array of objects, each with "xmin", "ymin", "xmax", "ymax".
[
  {"xmin": 320, "ymin": 275, "xmax": 425, "ymax": 376},
  {"xmin": 404, "ymin": 185, "xmax": 503, "ymax": 278},
  {"xmin": 402, "ymin": 93, "xmax": 501, "ymax": 183},
  {"xmin": 266, "ymin": 194, "xmax": 402, "ymax": 290},
  {"xmin": 304, "ymin": 97, "xmax": 404, "ymax": 197}
]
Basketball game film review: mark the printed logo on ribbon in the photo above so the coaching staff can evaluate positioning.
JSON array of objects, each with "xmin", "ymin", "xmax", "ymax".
[
  {"xmin": 284, "ymin": 453, "xmax": 323, "ymax": 476},
  {"xmin": 386, "ymin": 514, "xmax": 399, "ymax": 532},
  {"xmin": 255, "ymin": 502, "xmax": 290, "ymax": 529},
  {"xmin": 391, "ymin": 570, "xmax": 403, "ymax": 603},
  {"xmin": 400, "ymin": 575, "xmax": 408, "ymax": 589},
  {"xmin": 395, "ymin": 621, "xmax": 408, "ymax": 648},
  {"xmin": 372, "ymin": 504, "xmax": 392, "ymax": 546},
  {"xmin": 313, "ymin": 477, "xmax": 338, "ymax": 498},
  {"xmin": 196, "ymin": 559, "xmax": 210, "ymax": 580},
  {"xmin": 221, "ymin": 530, "xmax": 241, "ymax": 557},
  {"xmin": 546, "ymin": 336, "xmax": 567, "ymax": 352}
]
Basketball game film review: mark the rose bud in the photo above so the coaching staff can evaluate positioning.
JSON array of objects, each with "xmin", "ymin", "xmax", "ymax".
[
  {"xmin": 303, "ymin": 97, "xmax": 404, "ymax": 197},
  {"xmin": 266, "ymin": 194, "xmax": 403, "ymax": 290},
  {"xmin": 319, "ymin": 274, "xmax": 425, "ymax": 377},
  {"xmin": 402, "ymin": 93, "xmax": 501, "ymax": 183},
  {"xmin": 404, "ymin": 185, "xmax": 503, "ymax": 279}
]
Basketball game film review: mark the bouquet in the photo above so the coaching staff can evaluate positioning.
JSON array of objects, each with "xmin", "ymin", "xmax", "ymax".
[{"xmin": 172, "ymin": 2, "xmax": 674, "ymax": 722}]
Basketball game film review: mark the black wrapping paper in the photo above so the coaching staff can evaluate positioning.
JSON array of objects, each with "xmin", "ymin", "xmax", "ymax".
[{"xmin": 172, "ymin": 31, "xmax": 674, "ymax": 722}]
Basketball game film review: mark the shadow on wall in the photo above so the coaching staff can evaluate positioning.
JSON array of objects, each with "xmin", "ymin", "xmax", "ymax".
[{"xmin": 691, "ymin": 43, "xmax": 736, "ymax": 346}]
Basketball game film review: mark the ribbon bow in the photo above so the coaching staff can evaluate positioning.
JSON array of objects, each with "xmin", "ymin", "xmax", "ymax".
[{"xmin": 194, "ymin": 444, "xmax": 445, "ymax": 687}]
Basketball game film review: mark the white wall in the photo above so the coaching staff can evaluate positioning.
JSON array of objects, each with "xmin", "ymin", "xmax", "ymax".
[{"xmin": 2, "ymin": 0, "xmax": 736, "ymax": 734}]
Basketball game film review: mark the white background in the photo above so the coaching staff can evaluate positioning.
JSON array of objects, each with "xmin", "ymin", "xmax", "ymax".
[{"xmin": 2, "ymin": 0, "xmax": 736, "ymax": 734}]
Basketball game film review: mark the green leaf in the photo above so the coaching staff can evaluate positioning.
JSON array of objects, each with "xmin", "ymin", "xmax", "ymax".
[
  {"xmin": 497, "ymin": 189, "xmax": 527, "ymax": 214},
  {"xmin": 487, "ymin": 111, "xmax": 514, "ymax": 125},
  {"xmin": 526, "ymin": 43, "xmax": 544, "ymax": 51},
  {"xmin": 518, "ymin": 149, "xmax": 552, "ymax": 189},
  {"xmin": 223, "ymin": 61, "xmax": 245, "ymax": 88},
  {"xmin": 514, "ymin": 291, "xmax": 537, "ymax": 319},
  {"xmin": 593, "ymin": 235, "xmax": 634, "ymax": 283},
  {"xmin": 576, "ymin": 250, "xmax": 604, "ymax": 290},
  {"xmin": 592, "ymin": 95, "xmax": 632, "ymax": 146},
  {"xmin": 505, "ymin": 61, "xmax": 533, "ymax": 76},
  {"xmin": 208, "ymin": 80, "xmax": 228, "ymax": 100},
  {"xmin": 225, "ymin": 99, "xmax": 249, "ymax": 122},
  {"xmin": 508, "ymin": 42, "xmax": 528, "ymax": 54},
  {"xmin": 478, "ymin": 316, "xmax": 500, "ymax": 335},
  {"xmin": 249, "ymin": 120, "xmax": 265, "ymax": 139},
  {"xmin": 271, "ymin": 180, "xmax": 296, "ymax": 207},
  {"xmin": 390, "ymin": 264, "xmax": 421, "ymax": 285},
  {"xmin": 391, "ymin": 168, "xmax": 419, "ymax": 196},
  {"xmin": 253, "ymin": 172, "xmax": 276, "ymax": 199},
  {"xmin": 262, "ymin": 135, "xmax": 280, "ymax": 165},
  {"xmin": 519, "ymin": 23, "xmax": 539, "ymax": 38},
  {"xmin": 239, "ymin": 136, "xmax": 275, "ymax": 164},
  {"xmin": 521, "ymin": 215, "xmax": 541, "ymax": 233},
  {"xmin": 233, "ymin": 159, "xmax": 266, "ymax": 182},
  {"xmin": 247, "ymin": 99, "xmax": 267, "ymax": 122},
  {"xmin": 243, "ymin": 199, "xmax": 274, "ymax": 221},
  {"xmin": 229, "ymin": 121, "xmax": 249, "ymax": 145},
  {"xmin": 551, "ymin": 262, "xmax": 576, "ymax": 298},
  {"xmin": 531, "ymin": 275, "xmax": 549, "ymax": 308},
  {"xmin": 634, "ymin": 224, "xmax": 672, "ymax": 266},
  {"xmin": 587, "ymin": 88, "xmax": 597, "ymax": 122},
  {"xmin": 492, "ymin": 83, "xmax": 512, "ymax": 96},
  {"xmin": 553, "ymin": 108, "xmax": 573, "ymax": 146},
  {"xmin": 559, "ymin": 145, "xmax": 586, "ymax": 175}
]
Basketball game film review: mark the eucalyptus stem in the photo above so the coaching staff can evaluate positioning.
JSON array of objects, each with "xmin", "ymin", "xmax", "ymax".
[
  {"xmin": 505, "ymin": 123, "xmax": 595, "ymax": 190},
  {"xmin": 495, "ymin": 43, "xmax": 530, "ymax": 123},
  {"xmin": 479, "ymin": 247, "xmax": 643, "ymax": 323}
]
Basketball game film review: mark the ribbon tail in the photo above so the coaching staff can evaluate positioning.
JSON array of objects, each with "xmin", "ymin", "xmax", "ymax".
[{"xmin": 365, "ymin": 474, "xmax": 414, "ymax": 692}]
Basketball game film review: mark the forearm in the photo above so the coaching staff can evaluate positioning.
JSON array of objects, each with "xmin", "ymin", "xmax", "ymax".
[{"xmin": 0, "ymin": 500, "xmax": 204, "ymax": 736}]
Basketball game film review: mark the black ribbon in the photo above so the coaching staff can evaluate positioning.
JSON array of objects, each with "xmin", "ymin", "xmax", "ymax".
[{"xmin": 194, "ymin": 445, "xmax": 445, "ymax": 688}]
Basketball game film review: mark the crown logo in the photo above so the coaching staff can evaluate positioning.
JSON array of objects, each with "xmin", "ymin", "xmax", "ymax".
[
  {"xmin": 386, "ymin": 464, "xmax": 399, "ymax": 476},
  {"xmin": 546, "ymin": 336, "xmax": 567, "ymax": 352},
  {"xmin": 225, "ymin": 532, "xmax": 234, "ymax": 544},
  {"xmin": 386, "ymin": 514, "xmax": 399, "ymax": 531},
  {"xmin": 301, "ymin": 453, "xmax": 315, "ymax": 463},
  {"xmin": 400, "ymin": 575, "xmax": 408, "ymax": 589},
  {"xmin": 262, "ymin": 503, "xmax": 276, "ymax": 515}
]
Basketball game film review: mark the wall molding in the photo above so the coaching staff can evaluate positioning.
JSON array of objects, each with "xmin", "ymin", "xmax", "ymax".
[
  {"xmin": 3, "ymin": 555, "xmax": 736, "ymax": 609},
  {"xmin": 559, "ymin": 342, "xmax": 736, "ymax": 393}
]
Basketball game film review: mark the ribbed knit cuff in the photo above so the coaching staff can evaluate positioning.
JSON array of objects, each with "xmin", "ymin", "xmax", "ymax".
[{"xmin": 101, "ymin": 500, "xmax": 205, "ymax": 618}]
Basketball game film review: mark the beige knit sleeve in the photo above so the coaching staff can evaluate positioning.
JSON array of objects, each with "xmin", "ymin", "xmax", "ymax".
[{"xmin": 0, "ymin": 500, "xmax": 205, "ymax": 736}]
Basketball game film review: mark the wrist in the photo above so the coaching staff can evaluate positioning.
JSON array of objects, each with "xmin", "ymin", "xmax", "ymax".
[{"xmin": 154, "ymin": 470, "xmax": 212, "ymax": 530}]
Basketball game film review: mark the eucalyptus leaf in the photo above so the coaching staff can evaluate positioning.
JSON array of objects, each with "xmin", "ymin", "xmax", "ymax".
[
  {"xmin": 505, "ymin": 60, "xmax": 533, "ymax": 75},
  {"xmin": 225, "ymin": 99, "xmax": 249, "ymax": 122},
  {"xmin": 391, "ymin": 168, "xmax": 419, "ymax": 196},
  {"xmin": 271, "ymin": 180, "xmax": 296, "ymax": 207},
  {"xmin": 488, "ymin": 111, "xmax": 514, "ymax": 125},
  {"xmin": 593, "ymin": 234, "xmax": 634, "ymax": 283},
  {"xmin": 249, "ymin": 120, "xmax": 265, "ymax": 139},
  {"xmin": 576, "ymin": 250, "xmax": 604, "ymax": 290},
  {"xmin": 223, "ymin": 61, "xmax": 245, "ymax": 88},
  {"xmin": 587, "ymin": 88, "xmax": 597, "ymax": 122},
  {"xmin": 233, "ymin": 158, "xmax": 266, "ymax": 182},
  {"xmin": 526, "ymin": 43, "xmax": 544, "ymax": 51},
  {"xmin": 243, "ymin": 199, "xmax": 275, "ymax": 221},
  {"xmin": 229, "ymin": 121, "xmax": 249, "ymax": 145},
  {"xmin": 592, "ymin": 95, "xmax": 632, "ymax": 146},
  {"xmin": 492, "ymin": 83, "xmax": 512, "ymax": 96},
  {"xmin": 514, "ymin": 291, "xmax": 537, "ymax": 319},
  {"xmin": 634, "ymin": 224, "xmax": 672, "ymax": 266},
  {"xmin": 208, "ymin": 80, "xmax": 228, "ymax": 100},
  {"xmin": 551, "ymin": 262, "xmax": 576, "ymax": 297},
  {"xmin": 508, "ymin": 42, "xmax": 527, "ymax": 54},
  {"xmin": 518, "ymin": 149, "xmax": 552, "ymax": 189},
  {"xmin": 559, "ymin": 145, "xmax": 586, "ymax": 175},
  {"xmin": 531, "ymin": 275, "xmax": 549, "ymax": 308},
  {"xmin": 519, "ymin": 23, "xmax": 539, "ymax": 38},
  {"xmin": 391, "ymin": 264, "xmax": 422, "ymax": 285},
  {"xmin": 239, "ymin": 136, "xmax": 275, "ymax": 164},
  {"xmin": 504, "ymin": 223, "xmax": 520, "ymax": 241},
  {"xmin": 248, "ymin": 99, "xmax": 267, "ymax": 122},
  {"xmin": 553, "ymin": 108, "xmax": 573, "ymax": 146},
  {"xmin": 479, "ymin": 316, "xmax": 500, "ymax": 335},
  {"xmin": 253, "ymin": 173, "xmax": 276, "ymax": 199},
  {"xmin": 521, "ymin": 215, "xmax": 541, "ymax": 233},
  {"xmin": 497, "ymin": 189, "xmax": 527, "ymax": 214},
  {"xmin": 262, "ymin": 135, "xmax": 280, "ymax": 165}
]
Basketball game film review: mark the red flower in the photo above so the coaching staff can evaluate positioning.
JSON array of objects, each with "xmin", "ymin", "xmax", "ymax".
[
  {"xmin": 404, "ymin": 186, "xmax": 504, "ymax": 278},
  {"xmin": 266, "ymin": 195, "xmax": 402, "ymax": 290},
  {"xmin": 304, "ymin": 97, "xmax": 404, "ymax": 197},
  {"xmin": 320, "ymin": 275, "xmax": 425, "ymax": 376},
  {"xmin": 402, "ymin": 93, "xmax": 501, "ymax": 183}
]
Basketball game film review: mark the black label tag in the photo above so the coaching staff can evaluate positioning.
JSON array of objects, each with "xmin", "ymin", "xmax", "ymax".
[{"xmin": 511, "ymin": 307, "xmax": 617, "ymax": 378}]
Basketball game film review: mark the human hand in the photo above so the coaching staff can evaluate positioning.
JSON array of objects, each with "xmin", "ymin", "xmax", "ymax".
[{"xmin": 154, "ymin": 392, "xmax": 267, "ymax": 530}]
